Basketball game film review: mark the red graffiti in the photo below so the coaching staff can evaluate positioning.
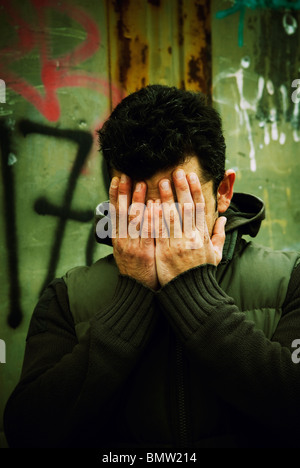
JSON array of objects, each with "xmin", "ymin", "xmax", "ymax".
[{"xmin": 0, "ymin": 0, "xmax": 122, "ymax": 121}]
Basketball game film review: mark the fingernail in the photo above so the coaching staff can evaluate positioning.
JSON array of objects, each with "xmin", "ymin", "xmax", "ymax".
[
  {"xmin": 175, "ymin": 169, "xmax": 184, "ymax": 180},
  {"xmin": 160, "ymin": 180, "xmax": 170, "ymax": 190},
  {"xmin": 135, "ymin": 182, "xmax": 143, "ymax": 192},
  {"xmin": 110, "ymin": 177, "xmax": 119, "ymax": 188},
  {"xmin": 189, "ymin": 172, "xmax": 198, "ymax": 183},
  {"xmin": 120, "ymin": 174, "xmax": 127, "ymax": 184}
]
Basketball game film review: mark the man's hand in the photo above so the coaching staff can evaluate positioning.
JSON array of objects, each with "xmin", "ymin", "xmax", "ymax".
[
  {"xmin": 154, "ymin": 169, "xmax": 227, "ymax": 287},
  {"xmin": 110, "ymin": 174, "xmax": 159, "ymax": 290}
]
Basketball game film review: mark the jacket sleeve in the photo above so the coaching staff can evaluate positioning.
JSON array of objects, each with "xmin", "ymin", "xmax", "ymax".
[
  {"xmin": 156, "ymin": 262, "xmax": 300, "ymax": 432},
  {"xmin": 4, "ymin": 275, "xmax": 157, "ymax": 448}
]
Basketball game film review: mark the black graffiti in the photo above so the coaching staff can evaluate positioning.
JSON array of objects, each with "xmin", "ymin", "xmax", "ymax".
[
  {"xmin": 1, "ymin": 119, "xmax": 108, "ymax": 328},
  {"xmin": 0, "ymin": 120, "xmax": 99, "ymax": 329},
  {"xmin": 19, "ymin": 120, "xmax": 96, "ymax": 297},
  {"xmin": 0, "ymin": 120, "xmax": 23, "ymax": 328}
]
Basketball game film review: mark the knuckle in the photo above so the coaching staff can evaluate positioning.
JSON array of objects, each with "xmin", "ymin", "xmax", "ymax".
[
  {"xmin": 142, "ymin": 237, "xmax": 153, "ymax": 246},
  {"xmin": 203, "ymin": 232, "xmax": 210, "ymax": 243},
  {"xmin": 177, "ymin": 182, "xmax": 190, "ymax": 193},
  {"xmin": 117, "ymin": 186, "xmax": 126, "ymax": 195},
  {"xmin": 181, "ymin": 185, "xmax": 190, "ymax": 193},
  {"xmin": 192, "ymin": 186, "xmax": 202, "ymax": 196},
  {"xmin": 160, "ymin": 248, "xmax": 169, "ymax": 260}
]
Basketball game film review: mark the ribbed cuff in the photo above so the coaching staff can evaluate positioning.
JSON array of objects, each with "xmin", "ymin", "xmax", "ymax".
[
  {"xmin": 94, "ymin": 274, "xmax": 157, "ymax": 348},
  {"xmin": 156, "ymin": 264, "xmax": 234, "ymax": 341}
]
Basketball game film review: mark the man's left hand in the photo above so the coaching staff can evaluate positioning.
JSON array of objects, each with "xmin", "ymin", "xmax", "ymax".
[{"xmin": 154, "ymin": 169, "xmax": 227, "ymax": 287}]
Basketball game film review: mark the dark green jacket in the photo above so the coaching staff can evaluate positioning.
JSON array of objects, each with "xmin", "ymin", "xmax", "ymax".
[
  {"xmin": 4, "ymin": 193, "xmax": 300, "ymax": 448},
  {"xmin": 67, "ymin": 193, "xmax": 299, "ymax": 343}
]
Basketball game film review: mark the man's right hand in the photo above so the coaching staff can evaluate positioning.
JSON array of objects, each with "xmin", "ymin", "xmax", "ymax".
[{"xmin": 109, "ymin": 174, "xmax": 159, "ymax": 290}]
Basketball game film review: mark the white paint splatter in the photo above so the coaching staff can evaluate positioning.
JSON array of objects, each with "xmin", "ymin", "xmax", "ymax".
[
  {"xmin": 280, "ymin": 84, "xmax": 288, "ymax": 120},
  {"xmin": 267, "ymin": 80, "xmax": 274, "ymax": 95},
  {"xmin": 213, "ymin": 62, "xmax": 300, "ymax": 173},
  {"xmin": 257, "ymin": 76, "xmax": 265, "ymax": 100},
  {"xmin": 264, "ymin": 126, "xmax": 270, "ymax": 146},
  {"xmin": 279, "ymin": 132, "xmax": 286, "ymax": 145},
  {"xmin": 241, "ymin": 56, "xmax": 251, "ymax": 69},
  {"xmin": 293, "ymin": 130, "xmax": 300, "ymax": 142},
  {"xmin": 8, "ymin": 153, "xmax": 17, "ymax": 166},
  {"xmin": 270, "ymin": 109, "xmax": 278, "ymax": 141},
  {"xmin": 283, "ymin": 12, "xmax": 297, "ymax": 36}
]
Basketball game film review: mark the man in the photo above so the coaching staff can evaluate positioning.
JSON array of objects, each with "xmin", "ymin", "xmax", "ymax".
[{"xmin": 4, "ymin": 85, "xmax": 300, "ymax": 448}]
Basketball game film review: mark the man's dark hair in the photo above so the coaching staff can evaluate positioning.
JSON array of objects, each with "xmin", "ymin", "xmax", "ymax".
[{"xmin": 98, "ymin": 84, "xmax": 226, "ymax": 195}]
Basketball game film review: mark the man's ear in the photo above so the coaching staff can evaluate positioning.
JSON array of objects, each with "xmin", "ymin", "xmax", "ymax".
[{"xmin": 217, "ymin": 169, "xmax": 236, "ymax": 214}]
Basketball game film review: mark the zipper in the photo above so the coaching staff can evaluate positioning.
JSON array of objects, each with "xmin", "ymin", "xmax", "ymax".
[{"xmin": 175, "ymin": 338, "xmax": 189, "ymax": 448}]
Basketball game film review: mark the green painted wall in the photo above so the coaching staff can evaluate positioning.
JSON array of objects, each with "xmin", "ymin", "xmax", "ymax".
[
  {"xmin": 212, "ymin": 1, "xmax": 300, "ymax": 251},
  {"xmin": 1, "ymin": 0, "xmax": 300, "ymax": 448},
  {"xmin": 0, "ymin": 0, "xmax": 114, "ymax": 448}
]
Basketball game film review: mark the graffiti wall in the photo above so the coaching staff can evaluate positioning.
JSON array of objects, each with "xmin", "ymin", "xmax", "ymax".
[
  {"xmin": 213, "ymin": 0, "xmax": 300, "ymax": 251},
  {"xmin": 0, "ymin": 0, "xmax": 113, "ymax": 448},
  {"xmin": 0, "ymin": 0, "xmax": 300, "ymax": 448},
  {"xmin": 0, "ymin": 0, "xmax": 211, "ymax": 447}
]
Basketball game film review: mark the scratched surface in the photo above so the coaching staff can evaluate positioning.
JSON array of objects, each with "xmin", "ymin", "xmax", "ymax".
[{"xmin": 0, "ymin": 0, "xmax": 212, "ymax": 447}]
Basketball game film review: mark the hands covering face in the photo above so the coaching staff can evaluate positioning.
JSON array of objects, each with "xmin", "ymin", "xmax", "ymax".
[{"xmin": 109, "ymin": 169, "xmax": 227, "ymax": 290}]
